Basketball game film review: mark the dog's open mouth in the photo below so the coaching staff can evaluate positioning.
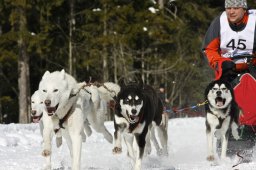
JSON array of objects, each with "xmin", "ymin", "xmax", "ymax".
[
  {"xmin": 46, "ymin": 104, "xmax": 59, "ymax": 116},
  {"xmin": 31, "ymin": 114, "xmax": 42, "ymax": 123},
  {"xmin": 215, "ymin": 97, "xmax": 226, "ymax": 107},
  {"xmin": 126, "ymin": 110, "xmax": 139, "ymax": 124}
]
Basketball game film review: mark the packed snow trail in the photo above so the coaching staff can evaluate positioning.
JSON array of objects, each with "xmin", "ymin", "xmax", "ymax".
[{"xmin": 0, "ymin": 117, "xmax": 255, "ymax": 170}]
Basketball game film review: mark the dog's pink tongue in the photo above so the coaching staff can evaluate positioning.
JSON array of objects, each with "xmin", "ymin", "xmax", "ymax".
[
  {"xmin": 216, "ymin": 101, "xmax": 224, "ymax": 107},
  {"xmin": 33, "ymin": 117, "xmax": 40, "ymax": 123}
]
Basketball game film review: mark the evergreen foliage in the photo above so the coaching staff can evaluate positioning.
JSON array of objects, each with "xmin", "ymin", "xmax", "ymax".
[{"xmin": 0, "ymin": 0, "xmax": 254, "ymax": 123}]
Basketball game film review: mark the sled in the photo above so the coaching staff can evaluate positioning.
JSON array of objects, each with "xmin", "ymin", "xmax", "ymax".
[
  {"xmin": 219, "ymin": 54, "xmax": 256, "ymax": 163},
  {"xmin": 232, "ymin": 54, "xmax": 256, "ymax": 126}
]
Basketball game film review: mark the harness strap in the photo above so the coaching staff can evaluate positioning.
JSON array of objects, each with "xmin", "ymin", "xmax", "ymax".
[
  {"xmin": 102, "ymin": 84, "xmax": 117, "ymax": 96},
  {"xmin": 172, "ymin": 100, "xmax": 208, "ymax": 113},
  {"xmin": 216, "ymin": 117, "xmax": 225, "ymax": 129},
  {"xmin": 69, "ymin": 83, "xmax": 88, "ymax": 99},
  {"xmin": 208, "ymin": 110, "xmax": 229, "ymax": 129},
  {"xmin": 54, "ymin": 105, "xmax": 75, "ymax": 133},
  {"xmin": 59, "ymin": 105, "xmax": 74, "ymax": 128},
  {"xmin": 54, "ymin": 82, "xmax": 94, "ymax": 134}
]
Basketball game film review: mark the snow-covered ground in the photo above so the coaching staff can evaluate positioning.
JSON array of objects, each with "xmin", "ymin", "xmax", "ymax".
[{"xmin": 0, "ymin": 117, "xmax": 255, "ymax": 170}]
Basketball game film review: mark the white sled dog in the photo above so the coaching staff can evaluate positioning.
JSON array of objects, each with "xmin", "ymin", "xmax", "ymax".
[
  {"xmin": 83, "ymin": 84, "xmax": 114, "ymax": 143},
  {"xmin": 38, "ymin": 70, "xmax": 115, "ymax": 170},
  {"xmin": 31, "ymin": 90, "xmax": 66, "ymax": 169},
  {"xmin": 31, "ymin": 90, "xmax": 66, "ymax": 145},
  {"xmin": 38, "ymin": 69, "xmax": 91, "ymax": 170},
  {"xmin": 31, "ymin": 90, "xmax": 45, "ymax": 136}
]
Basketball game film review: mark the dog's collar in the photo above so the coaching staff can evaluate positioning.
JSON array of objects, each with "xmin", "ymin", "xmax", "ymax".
[
  {"xmin": 54, "ymin": 105, "xmax": 75, "ymax": 133},
  {"xmin": 208, "ymin": 104, "xmax": 231, "ymax": 118},
  {"xmin": 216, "ymin": 116, "xmax": 227, "ymax": 129}
]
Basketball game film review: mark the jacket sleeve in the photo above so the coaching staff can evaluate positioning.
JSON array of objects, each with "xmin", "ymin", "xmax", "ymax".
[{"xmin": 202, "ymin": 14, "xmax": 231, "ymax": 80}]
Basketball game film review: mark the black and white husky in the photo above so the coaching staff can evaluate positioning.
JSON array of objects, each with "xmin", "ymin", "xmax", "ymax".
[
  {"xmin": 205, "ymin": 79, "xmax": 240, "ymax": 161},
  {"xmin": 112, "ymin": 82, "xmax": 168, "ymax": 170}
]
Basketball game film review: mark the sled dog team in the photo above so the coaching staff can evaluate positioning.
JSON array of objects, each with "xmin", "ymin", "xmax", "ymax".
[
  {"xmin": 31, "ymin": 69, "xmax": 243, "ymax": 170},
  {"xmin": 31, "ymin": 69, "xmax": 168, "ymax": 170}
]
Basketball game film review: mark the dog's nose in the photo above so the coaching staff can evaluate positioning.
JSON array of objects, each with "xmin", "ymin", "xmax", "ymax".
[
  {"xmin": 31, "ymin": 110, "xmax": 36, "ymax": 116},
  {"xmin": 131, "ymin": 109, "xmax": 137, "ymax": 115},
  {"xmin": 44, "ymin": 99, "xmax": 51, "ymax": 106},
  {"xmin": 216, "ymin": 91, "xmax": 222, "ymax": 96}
]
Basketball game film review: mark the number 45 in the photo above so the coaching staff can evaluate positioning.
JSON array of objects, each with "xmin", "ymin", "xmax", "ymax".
[{"xmin": 226, "ymin": 39, "xmax": 246, "ymax": 50}]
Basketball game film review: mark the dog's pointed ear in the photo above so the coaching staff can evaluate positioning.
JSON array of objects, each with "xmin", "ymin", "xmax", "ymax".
[
  {"xmin": 137, "ymin": 77, "xmax": 144, "ymax": 89},
  {"xmin": 118, "ymin": 77, "xmax": 126, "ymax": 88},
  {"xmin": 42, "ymin": 70, "xmax": 50, "ymax": 80},
  {"xmin": 204, "ymin": 81, "xmax": 213, "ymax": 99},
  {"xmin": 60, "ymin": 69, "xmax": 66, "ymax": 80}
]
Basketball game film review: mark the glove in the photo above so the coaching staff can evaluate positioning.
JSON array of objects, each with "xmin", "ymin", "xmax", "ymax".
[
  {"xmin": 220, "ymin": 60, "xmax": 237, "ymax": 82},
  {"xmin": 222, "ymin": 60, "xmax": 235, "ymax": 72}
]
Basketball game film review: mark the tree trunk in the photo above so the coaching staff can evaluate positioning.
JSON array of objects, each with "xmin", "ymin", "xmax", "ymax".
[
  {"xmin": 141, "ymin": 50, "xmax": 145, "ymax": 83},
  {"xmin": 158, "ymin": 0, "xmax": 165, "ymax": 9},
  {"xmin": 15, "ymin": 6, "xmax": 30, "ymax": 123},
  {"xmin": 0, "ymin": 86, "xmax": 2, "ymax": 123},
  {"xmin": 113, "ymin": 50, "xmax": 117, "ymax": 83},
  {"xmin": 18, "ymin": 46, "xmax": 30, "ymax": 123},
  {"xmin": 0, "ymin": 26, "xmax": 2, "ymax": 123},
  {"xmin": 69, "ymin": 0, "xmax": 75, "ymax": 76},
  {"xmin": 102, "ymin": 3, "xmax": 109, "ymax": 82}
]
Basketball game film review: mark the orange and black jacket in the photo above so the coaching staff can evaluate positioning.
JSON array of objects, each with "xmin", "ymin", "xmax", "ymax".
[{"xmin": 202, "ymin": 11, "xmax": 256, "ymax": 79}]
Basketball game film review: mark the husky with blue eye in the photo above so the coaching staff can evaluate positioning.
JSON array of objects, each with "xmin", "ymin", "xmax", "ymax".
[
  {"xmin": 112, "ymin": 81, "xmax": 168, "ymax": 170},
  {"xmin": 205, "ymin": 79, "xmax": 240, "ymax": 161}
]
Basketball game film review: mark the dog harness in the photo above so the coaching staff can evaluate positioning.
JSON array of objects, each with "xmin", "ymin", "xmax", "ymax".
[
  {"xmin": 54, "ymin": 104, "xmax": 75, "ymax": 133},
  {"xmin": 208, "ymin": 109, "xmax": 230, "ymax": 129}
]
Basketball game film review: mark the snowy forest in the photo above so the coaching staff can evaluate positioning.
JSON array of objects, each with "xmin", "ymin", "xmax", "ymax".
[{"xmin": 0, "ymin": 0, "xmax": 255, "ymax": 123}]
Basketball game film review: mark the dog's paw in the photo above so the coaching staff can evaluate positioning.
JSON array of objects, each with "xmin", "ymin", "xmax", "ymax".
[
  {"xmin": 156, "ymin": 148, "xmax": 168, "ymax": 157},
  {"xmin": 42, "ymin": 150, "xmax": 51, "ymax": 157},
  {"xmin": 232, "ymin": 129, "xmax": 240, "ymax": 140},
  {"xmin": 144, "ymin": 148, "xmax": 151, "ymax": 157},
  {"xmin": 84, "ymin": 120, "xmax": 92, "ymax": 137},
  {"xmin": 220, "ymin": 156, "xmax": 230, "ymax": 162},
  {"xmin": 43, "ymin": 164, "xmax": 51, "ymax": 170},
  {"xmin": 161, "ymin": 149, "xmax": 169, "ymax": 157},
  {"xmin": 207, "ymin": 155, "xmax": 215, "ymax": 161},
  {"xmin": 231, "ymin": 123, "xmax": 240, "ymax": 140},
  {"xmin": 127, "ymin": 151, "xmax": 136, "ymax": 160},
  {"xmin": 156, "ymin": 149, "xmax": 163, "ymax": 156},
  {"xmin": 233, "ymin": 133, "xmax": 240, "ymax": 140},
  {"xmin": 112, "ymin": 147, "xmax": 122, "ymax": 154}
]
